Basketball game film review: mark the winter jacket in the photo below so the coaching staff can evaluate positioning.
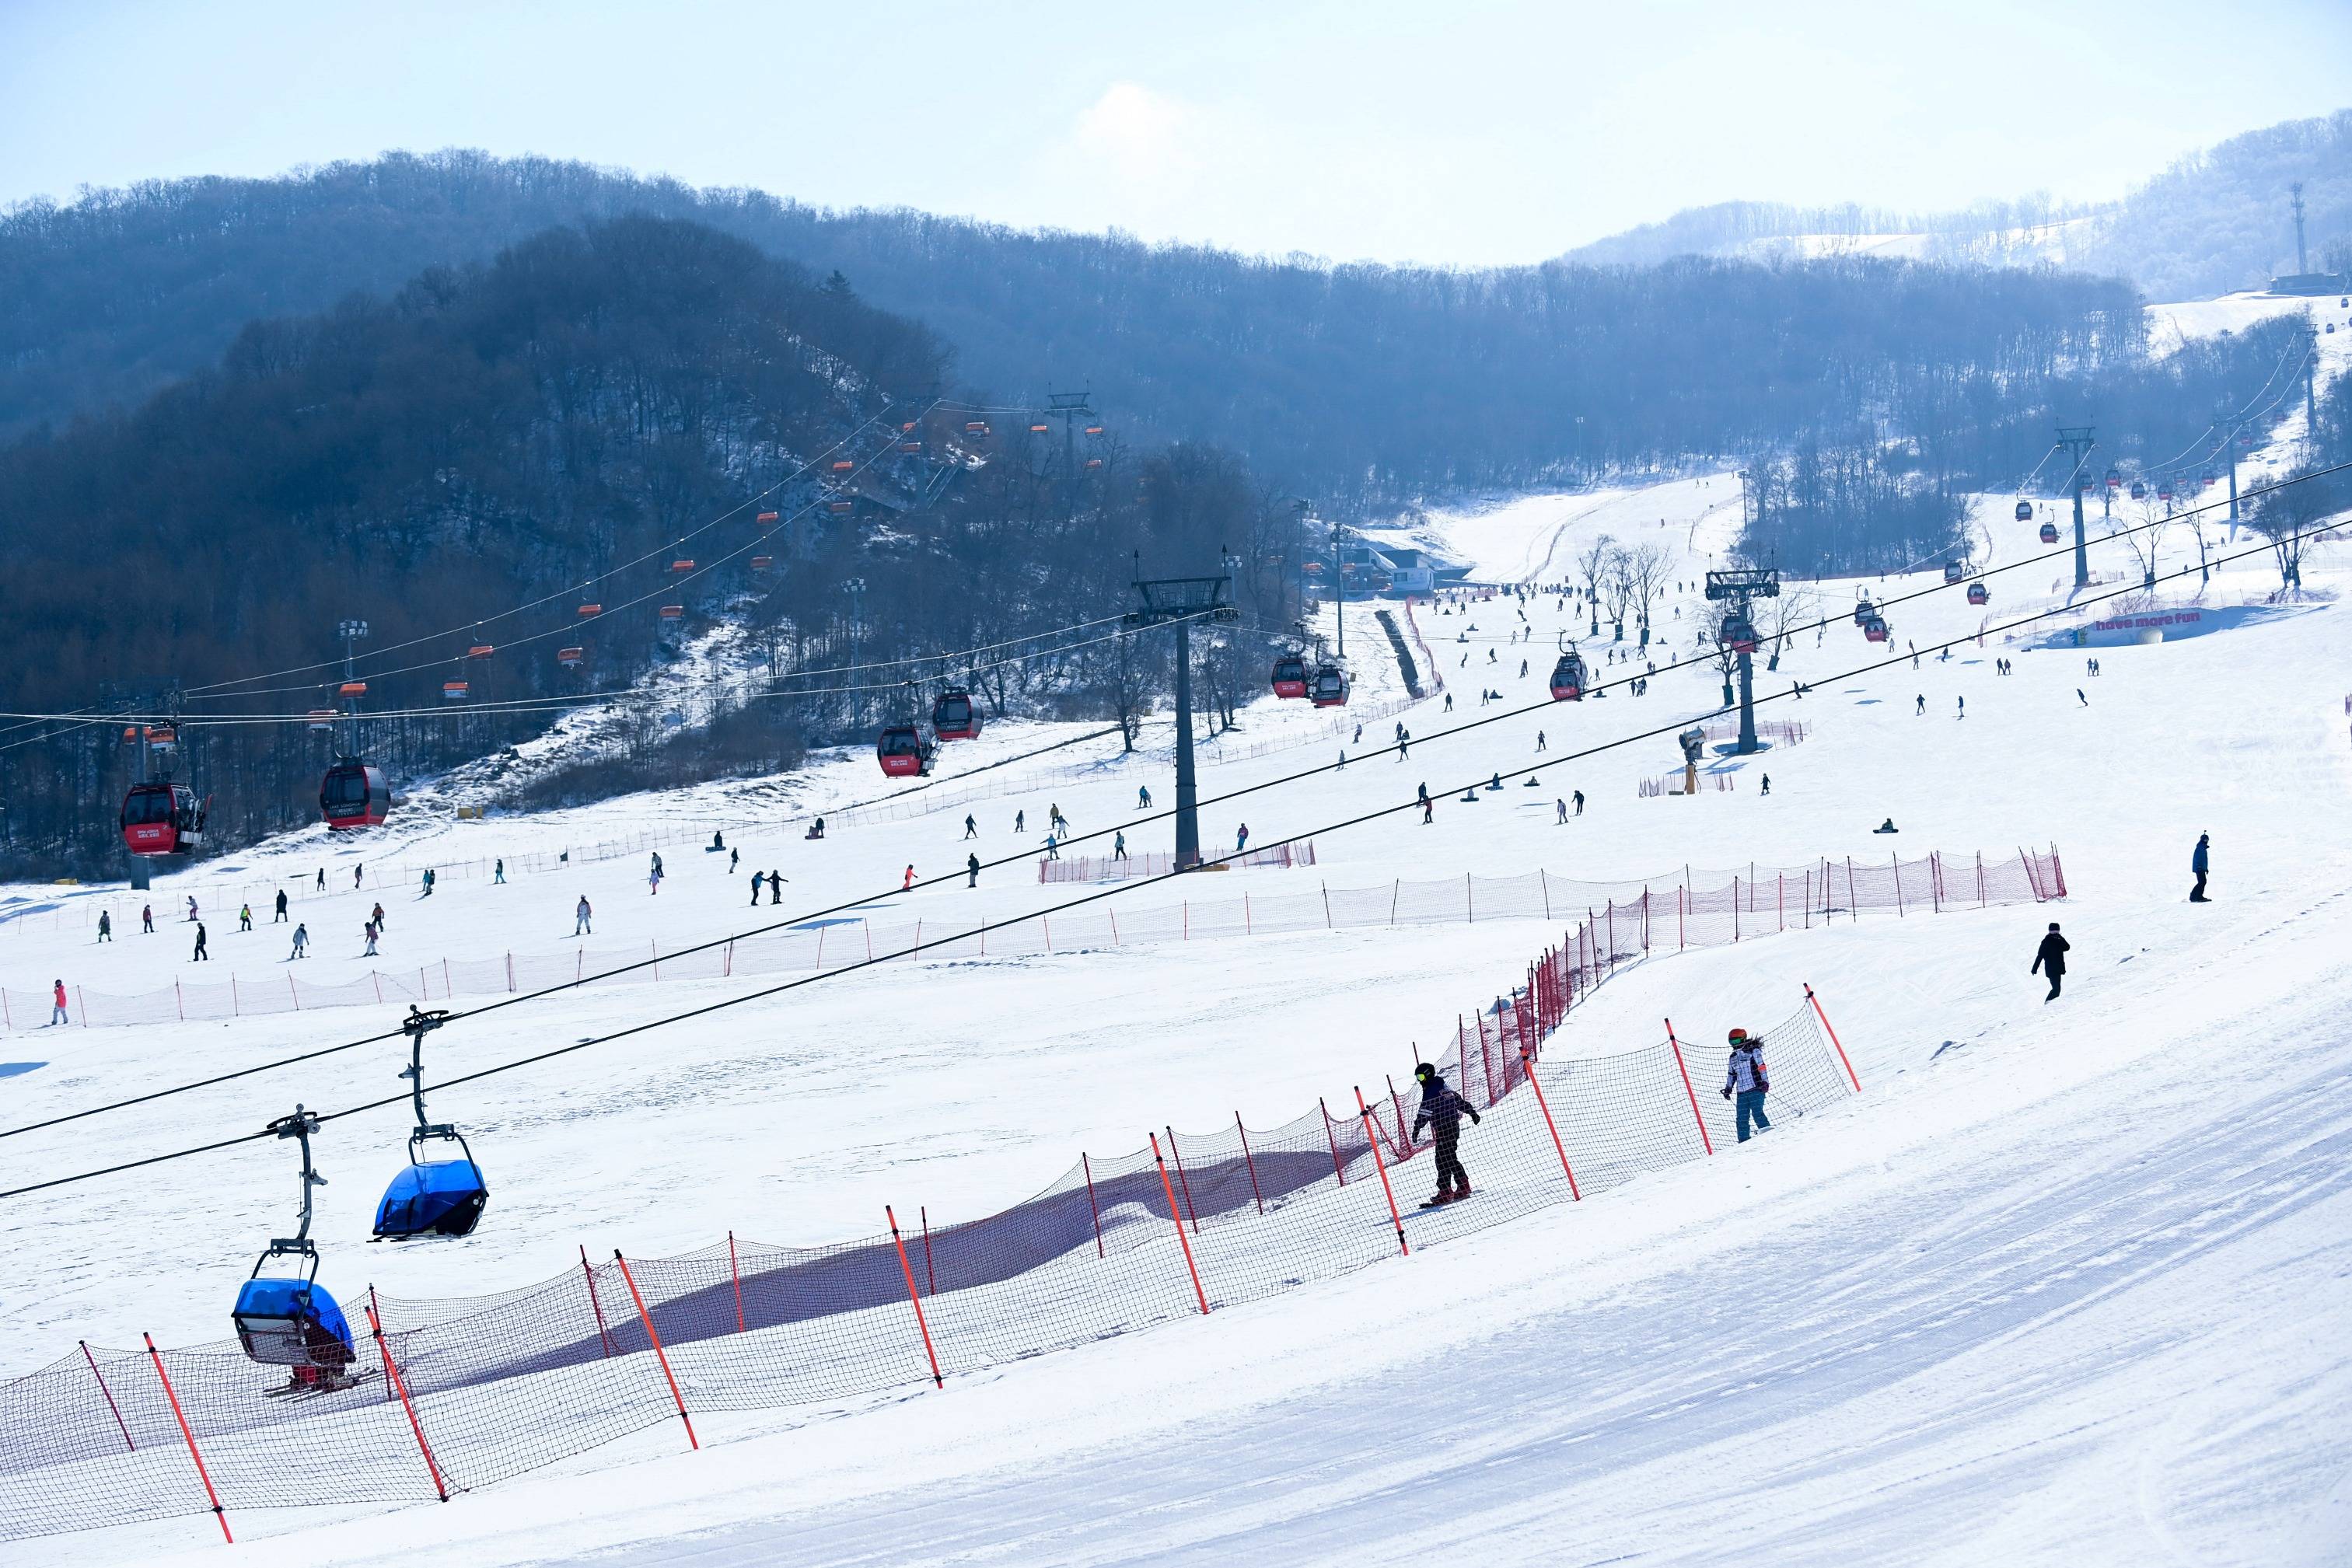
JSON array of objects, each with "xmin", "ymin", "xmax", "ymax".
[
  {"xmin": 2192, "ymin": 839, "xmax": 2209, "ymax": 873},
  {"xmin": 1412, "ymin": 1081, "xmax": 1480, "ymax": 1137},
  {"xmin": 1725, "ymin": 1042, "xmax": 1769, "ymax": 1095},
  {"xmin": 2032, "ymin": 932, "xmax": 2070, "ymax": 975}
]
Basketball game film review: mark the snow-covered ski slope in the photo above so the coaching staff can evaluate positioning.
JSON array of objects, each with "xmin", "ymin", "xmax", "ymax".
[{"xmin": 6, "ymin": 416, "xmax": 2352, "ymax": 1562}]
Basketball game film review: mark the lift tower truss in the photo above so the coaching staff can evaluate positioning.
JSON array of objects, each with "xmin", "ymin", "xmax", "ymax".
[
  {"xmin": 1704, "ymin": 567, "xmax": 1781, "ymax": 755},
  {"xmin": 1124, "ymin": 571, "xmax": 1239, "ymax": 870}
]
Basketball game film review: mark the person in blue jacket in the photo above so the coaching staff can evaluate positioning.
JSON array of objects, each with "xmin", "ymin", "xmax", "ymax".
[{"xmin": 2190, "ymin": 833, "xmax": 2210, "ymax": 903}]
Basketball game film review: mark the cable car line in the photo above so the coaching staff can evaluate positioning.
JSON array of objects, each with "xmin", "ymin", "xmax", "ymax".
[
  {"xmin": 180, "ymin": 407, "xmax": 923, "ymax": 699},
  {"xmin": 9, "ymin": 462, "xmax": 2343, "ymax": 1158},
  {"xmin": 8, "ymin": 500, "xmax": 2346, "ymax": 1207}
]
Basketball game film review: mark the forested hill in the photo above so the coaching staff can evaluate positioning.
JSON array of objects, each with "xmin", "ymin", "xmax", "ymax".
[{"xmin": 0, "ymin": 148, "xmax": 2159, "ymax": 504}]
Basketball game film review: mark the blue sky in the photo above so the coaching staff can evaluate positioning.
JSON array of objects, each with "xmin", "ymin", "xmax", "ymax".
[{"xmin": 3, "ymin": 0, "xmax": 2346, "ymax": 264}]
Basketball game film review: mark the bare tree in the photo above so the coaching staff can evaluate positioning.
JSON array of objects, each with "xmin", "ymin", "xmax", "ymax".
[
  {"xmin": 1626, "ymin": 542, "xmax": 1670, "ymax": 642},
  {"xmin": 1575, "ymin": 533, "xmax": 1614, "ymax": 634},
  {"xmin": 1761, "ymin": 583, "xmax": 1816, "ymax": 671},
  {"xmin": 1601, "ymin": 547, "xmax": 1637, "ymax": 640},
  {"xmin": 2250, "ymin": 466, "xmax": 2346, "ymax": 592},
  {"xmin": 2116, "ymin": 501, "xmax": 2170, "ymax": 592}
]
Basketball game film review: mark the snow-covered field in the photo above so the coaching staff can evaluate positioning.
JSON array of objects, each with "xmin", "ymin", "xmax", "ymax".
[{"xmin": 5, "ymin": 435, "xmax": 2352, "ymax": 1563}]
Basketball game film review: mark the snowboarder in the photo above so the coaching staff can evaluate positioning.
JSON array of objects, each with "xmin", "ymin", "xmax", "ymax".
[
  {"xmin": 316, "ymin": 868, "xmax": 327, "ymax": 892},
  {"xmin": 51, "ymin": 980, "xmax": 67, "ymax": 1025},
  {"xmin": 495, "ymin": 859, "xmax": 505, "ymax": 884},
  {"xmin": 239, "ymin": 903, "xmax": 253, "ymax": 931},
  {"xmin": 967, "ymin": 853, "xmax": 981, "ymax": 889},
  {"xmin": 354, "ymin": 865, "xmax": 365, "ymax": 889},
  {"xmin": 647, "ymin": 865, "xmax": 661, "ymax": 895},
  {"xmin": 575, "ymin": 896, "xmax": 592, "ymax": 936},
  {"xmin": 769, "ymin": 870, "xmax": 782, "ymax": 904},
  {"xmin": 371, "ymin": 902, "xmax": 386, "ymax": 931},
  {"xmin": 1410, "ymin": 1063, "xmax": 1481, "ymax": 1203},
  {"xmin": 1044, "ymin": 833, "xmax": 1060, "ymax": 861},
  {"xmin": 1444, "ymin": 693, "xmax": 1452, "ymax": 711},
  {"xmin": 1015, "ymin": 809, "xmax": 1026, "ymax": 833},
  {"xmin": 1874, "ymin": 819, "xmax": 1899, "ymax": 834},
  {"xmin": 1398, "ymin": 732, "xmax": 1410, "ymax": 760},
  {"xmin": 291, "ymin": 923, "xmax": 309, "ymax": 959},
  {"xmin": 964, "ymin": 815, "xmax": 977, "ymax": 840},
  {"xmin": 185, "ymin": 896, "xmax": 198, "ymax": 923},
  {"xmin": 1956, "ymin": 695, "xmax": 1965, "ymax": 718},
  {"xmin": 729, "ymin": 848, "xmax": 739, "ymax": 874},
  {"xmin": 1556, "ymin": 798, "xmax": 1568, "ymax": 824},
  {"xmin": 142, "ymin": 903, "xmax": 153, "ymax": 934},
  {"xmin": 1235, "ymin": 823, "xmax": 1249, "ymax": 853},
  {"xmin": 1138, "ymin": 786, "xmax": 1152, "ymax": 810},
  {"xmin": 1573, "ymin": 790, "xmax": 1585, "ymax": 815},
  {"xmin": 191, "ymin": 923, "xmax": 209, "ymax": 962},
  {"xmin": 750, "ymin": 870, "xmax": 765, "ymax": 905},
  {"xmin": 1915, "ymin": 694, "xmax": 1925, "ymax": 715},
  {"xmin": 274, "ymin": 889, "xmax": 289, "ymax": 922},
  {"xmin": 1050, "ymin": 803, "xmax": 1068, "ymax": 836},
  {"xmin": 1113, "ymin": 830, "xmax": 1128, "ymax": 861},
  {"xmin": 420, "ymin": 869, "xmax": 433, "ymax": 898},
  {"xmin": 1761, "ymin": 774, "xmax": 1770, "ymax": 795},
  {"xmin": 711, "ymin": 830, "xmax": 725, "ymax": 852},
  {"xmin": 2031, "ymin": 922, "xmax": 2069, "ymax": 1001},
  {"xmin": 2077, "ymin": 689, "xmax": 2088, "ymax": 707},
  {"xmin": 2190, "ymin": 833, "xmax": 2210, "ymax": 903},
  {"xmin": 903, "ymin": 864, "xmax": 915, "ymax": 890},
  {"xmin": 1721, "ymin": 1027, "xmax": 1770, "ymax": 1141},
  {"xmin": 1536, "ymin": 731, "xmax": 1546, "ymax": 752}
]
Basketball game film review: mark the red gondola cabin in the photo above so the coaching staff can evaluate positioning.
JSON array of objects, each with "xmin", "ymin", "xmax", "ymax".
[
  {"xmin": 876, "ymin": 726, "xmax": 934, "ymax": 777},
  {"xmin": 2039, "ymin": 522, "xmax": 2060, "ymax": 544},
  {"xmin": 1309, "ymin": 664, "xmax": 1350, "ymax": 707},
  {"xmin": 121, "ymin": 781, "xmax": 205, "ymax": 855},
  {"xmin": 1270, "ymin": 655, "xmax": 1309, "ymax": 699},
  {"xmin": 1548, "ymin": 651, "xmax": 1587, "ymax": 701},
  {"xmin": 320, "ymin": 763, "xmax": 390, "ymax": 830},
  {"xmin": 931, "ymin": 689, "xmax": 983, "ymax": 741},
  {"xmin": 1966, "ymin": 583, "xmax": 1989, "ymax": 606}
]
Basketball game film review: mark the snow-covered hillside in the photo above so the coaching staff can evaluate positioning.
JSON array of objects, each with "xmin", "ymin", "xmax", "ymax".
[{"xmin": 5, "ymin": 438, "xmax": 2351, "ymax": 1563}]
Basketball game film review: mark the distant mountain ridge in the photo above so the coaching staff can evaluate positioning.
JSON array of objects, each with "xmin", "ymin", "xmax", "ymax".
[{"xmin": 1561, "ymin": 109, "xmax": 2352, "ymax": 299}]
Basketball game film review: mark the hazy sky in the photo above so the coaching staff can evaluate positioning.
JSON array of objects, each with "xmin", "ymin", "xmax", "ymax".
[{"xmin": 5, "ymin": 0, "xmax": 2347, "ymax": 265}]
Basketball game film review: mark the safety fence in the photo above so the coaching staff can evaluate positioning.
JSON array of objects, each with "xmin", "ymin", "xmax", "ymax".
[
  {"xmin": 2, "ymin": 848, "xmax": 2064, "ymax": 1032},
  {"xmin": 0, "ymin": 847, "xmax": 2060, "ymax": 1544},
  {"xmin": 1638, "ymin": 772, "xmax": 1737, "ymax": 797},
  {"xmin": 1038, "ymin": 842, "xmax": 1319, "ymax": 884}
]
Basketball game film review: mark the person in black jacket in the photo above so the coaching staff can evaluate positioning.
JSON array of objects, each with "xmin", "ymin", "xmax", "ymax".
[
  {"xmin": 2032, "ymin": 922, "xmax": 2069, "ymax": 1001},
  {"xmin": 1410, "ymin": 1063, "xmax": 1482, "ymax": 1205}
]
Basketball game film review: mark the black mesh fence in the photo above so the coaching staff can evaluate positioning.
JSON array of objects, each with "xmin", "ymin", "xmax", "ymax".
[{"xmin": 0, "ymin": 850, "xmax": 2057, "ymax": 1542}]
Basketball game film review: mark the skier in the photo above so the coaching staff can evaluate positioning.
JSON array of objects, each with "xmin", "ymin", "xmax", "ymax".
[
  {"xmin": 575, "ymin": 896, "xmax": 592, "ymax": 936},
  {"xmin": 1720, "ymin": 1027, "xmax": 1770, "ymax": 1141},
  {"xmin": 750, "ymin": 870, "xmax": 765, "ymax": 904},
  {"xmin": 1113, "ymin": 830, "xmax": 1128, "ymax": 861},
  {"xmin": 239, "ymin": 903, "xmax": 253, "ymax": 931},
  {"xmin": 1443, "ymin": 693, "xmax": 1452, "ymax": 711},
  {"xmin": 963, "ymin": 815, "xmax": 977, "ymax": 840},
  {"xmin": 2190, "ymin": 833, "xmax": 2210, "ymax": 903},
  {"xmin": 729, "ymin": 848, "xmax": 739, "ymax": 874},
  {"xmin": 1761, "ymin": 774, "xmax": 1771, "ymax": 796},
  {"xmin": 97, "ymin": 910, "xmax": 112, "ymax": 942},
  {"xmin": 1015, "ymin": 810, "xmax": 1026, "ymax": 833},
  {"xmin": 142, "ymin": 903, "xmax": 154, "ymax": 934},
  {"xmin": 186, "ymin": 896, "xmax": 198, "ymax": 922},
  {"xmin": 291, "ymin": 923, "xmax": 309, "ymax": 959},
  {"xmin": 1410, "ymin": 1063, "xmax": 1481, "ymax": 1204},
  {"xmin": 1398, "ymin": 731, "xmax": 1410, "ymax": 760},
  {"xmin": 371, "ymin": 902, "xmax": 386, "ymax": 931},
  {"xmin": 1138, "ymin": 786, "xmax": 1152, "ymax": 810},
  {"xmin": 420, "ymin": 869, "xmax": 432, "ymax": 898},
  {"xmin": 903, "ymin": 864, "xmax": 915, "ymax": 891},
  {"xmin": 50, "ymin": 980, "xmax": 67, "ymax": 1026},
  {"xmin": 1353, "ymin": 724, "xmax": 1362, "ymax": 744},
  {"xmin": 1419, "ymin": 783, "xmax": 1435, "ymax": 825},
  {"xmin": 2078, "ymin": 689, "xmax": 2088, "ymax": 707},
  {"xmin": 316, "ymin": 868, "xmax": 327, "ymax": 892},
  {"xmin": 1573, "ymin": 790, "xmax": 1585, "ymax": 815},
  {"xmin": 363, "ymin": 920, "xmax": 379, "ymax": 958},
  {"xmin": 1956, "ymin": 695, "xmax": 1965, "ymax": 718},
  {"xmin": 647, "ymin": 864, "xmax": 661, "ymax": 896},
  {"xmin": 1050, "ymin": 803, "xmax": 1068, "ymax": 836},
  {"xmin": 2031, "ymin": 922, "xmax": 2069, "ymax": 1001},
  {"xmin": 1555, "ymin": 798, "xmax": 1568, "ymax": 824},
  {"xmin": 495, "ymin": 859, "xmax": 505, "ymax": 884},
  {"xmin": 1915, "ymin": 694, "xmax": 1925, "ymax": 716},
  {"xmin": 191, "ymin": 922, "xmax": 209, "ymax": 962},
  {"xmin": 1044, "ymin": 833, "xmax": 1060, "ymax": 861},
  {"xmin": 274, "ymin": 889, "xmax": 289, "ymax": 922},
  {"xmin": 1536, "ymin": 731, "xmax": 1546, "ymax": 753},
  {"xmin": 967, "ymin": 853, "xmax": 980, "ymax": 889},
  {"xmin": 354, "ymin": 865, "xmax": 365, "ymax": 889},
  {"xmin": 769, "ymin": 870, "xmax": 782, "ymax": 904},
  {"xmin": 1235, "ymin": 823, "xmax": 1249, "ymax": 853}
]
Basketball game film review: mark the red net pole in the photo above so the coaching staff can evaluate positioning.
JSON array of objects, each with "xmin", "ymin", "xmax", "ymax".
[
  {"xmin": 1319, "ymin": 1098, "xmax": 1347, "ymax": 1186},
  {"xmin": 1351, "ymin": 1087, "xmax": 1410, "ymax": 1256},
  {"xmin": 921, "ymin": 1206, "xmax": 937, "ymax": 1297},
  {"xmin": 1516, "ymin": 1046, "xmax": 1581, "ymax": 1200},
  {"xmin": 365, "ymin": 1291, "xmax": 450, "ymax": 1502},
  {"xmin": 1081, "ymin": 1152, "xmax": 1106, "ymax": 1257},
  {"xmin": 1149, "ymin": 1135, "xmax": 1212, "ymax": 1314},
  {"xmin": 612, "ymin": 1252, "xmax": 698, "ymax": 1450},
  {"xmin": 1663, "ymin": 1018, "xmax": 1714, "ymax": 1156},
  {"xmin": 885, "ymin": 1207, "xmax": 946, "ymax": 1387},
  {"xmin": 1164, "ymin": 1126, "xmax": 1202, "ymax": 1233},
  {"xmin": 78, "ymin": 1340, "xmax": 133, "ymax": 1451},
  {"xmin": 581, "ymin": 1245, "xmax": 616, "ymax": 1358},
  {"xmin": 1235, "ymin": 1112, "xmax": 1267, "ymax": 1215},
  {"xmin": 728, "ymin": 1231, "xmax": 746, "ymax": 1334},
  {"xmin": 1805, "ymin": 983, "xmax": 1862, "ymax": 1091},
  {"xmin": 143, "ymin": 1332, "xmax": 230, "ymax": 1543}
]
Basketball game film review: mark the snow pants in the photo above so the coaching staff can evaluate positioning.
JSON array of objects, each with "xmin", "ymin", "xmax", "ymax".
[
  {"xmin": 1432, "ymin": 1126, "xmax": 1468, "ymax": 1193},
  {"xmin": 1735, "ymin": 1089, "xmax": 1771, "ymax": 1142},
  {"xmin": 2191, "ymin": 870, "xmax": 2208, "ymax": 902}
]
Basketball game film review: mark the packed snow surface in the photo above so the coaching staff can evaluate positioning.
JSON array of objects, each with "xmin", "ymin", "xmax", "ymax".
[{"xmin": 5, "ymin": 452, "xmax": 2351, "ymax": 1564}]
